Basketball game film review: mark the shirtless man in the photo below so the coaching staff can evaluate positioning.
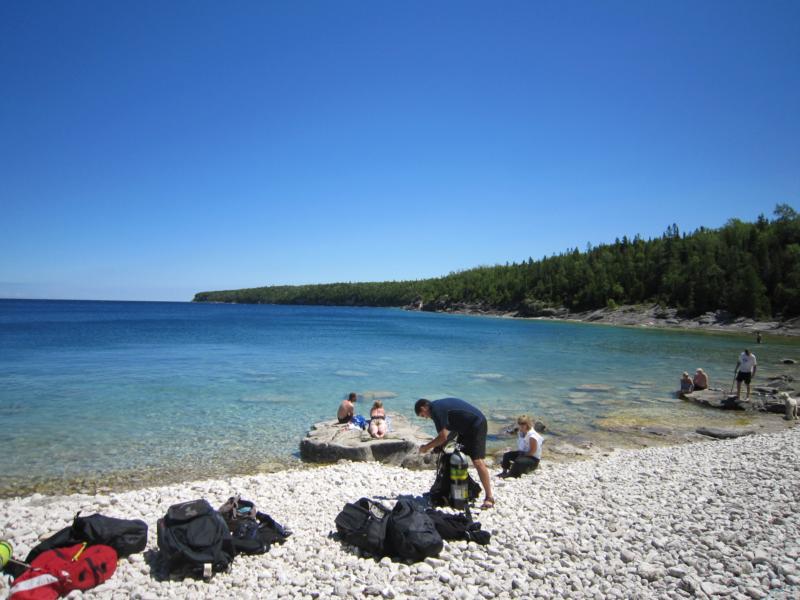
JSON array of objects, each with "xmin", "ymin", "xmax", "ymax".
[{"xmin": 337, "ymin": 392, "xmax": 357, "ymax": 423}]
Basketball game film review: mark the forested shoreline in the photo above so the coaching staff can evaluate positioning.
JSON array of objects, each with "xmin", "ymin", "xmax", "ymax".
[{"xmin": 193, "ymin": 205, "xmax": 800, "ymax": 319}]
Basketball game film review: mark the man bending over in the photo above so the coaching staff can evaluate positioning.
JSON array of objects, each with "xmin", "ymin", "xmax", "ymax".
[{"xmin": 415, "ymin": 397, "xmax": 494, "ymax": 509}]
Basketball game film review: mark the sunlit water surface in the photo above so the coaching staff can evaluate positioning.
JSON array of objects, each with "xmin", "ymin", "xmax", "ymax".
[{"xmin": 1, "ymin": 299, "xmax": 797, "ymax": 496}]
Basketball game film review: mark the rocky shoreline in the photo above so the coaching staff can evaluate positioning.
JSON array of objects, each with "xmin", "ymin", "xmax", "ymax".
[
  {"xmin": 2, "ymin": 427, "xmax": 798, "ymax": 599},
  {"xmin": 407, "ymin": 301, "xmax": 800, "ymax": 338}
]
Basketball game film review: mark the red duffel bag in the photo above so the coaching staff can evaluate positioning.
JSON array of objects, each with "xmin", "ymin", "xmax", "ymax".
[{"xmin": 9, "ymin": 542, "xmax": 117, "ymax": 600}]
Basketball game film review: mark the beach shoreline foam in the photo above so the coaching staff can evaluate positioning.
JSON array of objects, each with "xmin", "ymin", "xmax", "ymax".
[{"xmin": 2, "ymin": 426, "xmax": 798, "ymax": 599}]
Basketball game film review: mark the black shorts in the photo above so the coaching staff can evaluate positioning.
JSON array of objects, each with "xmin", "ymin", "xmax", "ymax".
[
  {"xmin": 736, "ymin": 371, "xmax": 752, "ymax": 384},
  {"xmin": 457, "ymin": 419, "xmax": 488, "ymax": 460}
]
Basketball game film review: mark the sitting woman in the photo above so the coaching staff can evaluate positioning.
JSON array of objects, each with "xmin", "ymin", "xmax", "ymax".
[
  {"xmin": 499, "ymin": 415, "xmax": 543, "ymax": 478},
  {"xmin": 693, "ymin": 368, "xmax": 709, "ymax": 391},
  {"xmin": 368, "ymin": 400, "xmax": 388, "ymax": 438},
  {"xmin": 680, "ymin": 372, "xmax": 694, "ymax": 394}
]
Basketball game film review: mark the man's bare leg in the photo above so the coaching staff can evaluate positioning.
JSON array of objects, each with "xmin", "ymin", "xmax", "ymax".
[{"xmin": 472, "ymin": 458, "xmax": 493, "ymax": 507}]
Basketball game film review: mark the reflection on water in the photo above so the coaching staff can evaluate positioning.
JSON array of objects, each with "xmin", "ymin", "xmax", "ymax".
[{"xmin": 1, "ymin": 300, "xmax": 798, "ymax": 496}]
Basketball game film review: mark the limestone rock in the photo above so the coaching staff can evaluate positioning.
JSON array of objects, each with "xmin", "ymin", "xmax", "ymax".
[
  {"xmin": 681, "ymin": 389, "xmax": 745, "ymax": 410},
  {"xmin": 696, "ymin": 427, "xmax": 757, "ymax": 439},
  {"xmin": 299, "ymin": 414, "xmax": 429, "ymax": 464}
]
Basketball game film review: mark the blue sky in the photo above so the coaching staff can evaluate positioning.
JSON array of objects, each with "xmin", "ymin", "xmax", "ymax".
[{"xmin": 1, "ymin": 1, "xmax": 798, "ymax": 301}]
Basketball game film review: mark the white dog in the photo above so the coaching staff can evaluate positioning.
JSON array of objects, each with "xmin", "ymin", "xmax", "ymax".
[{"xmin": 780, "ymin": 392, "xmax": 798, "ymax": 420}]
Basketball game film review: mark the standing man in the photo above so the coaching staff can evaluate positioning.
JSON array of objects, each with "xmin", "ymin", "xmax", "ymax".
[
  {"xmin": 735, "ymin": 349, "xmax": 757, "ymax": 401},
  {"xmin": 415, "ymin": 397, "xmax": 494, "ymax": 509}
]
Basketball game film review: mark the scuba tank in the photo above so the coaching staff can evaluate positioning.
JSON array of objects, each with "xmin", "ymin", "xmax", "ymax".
[{"xmin": 449, "ymin": 447, "xmax": 470, "ymax": 510}]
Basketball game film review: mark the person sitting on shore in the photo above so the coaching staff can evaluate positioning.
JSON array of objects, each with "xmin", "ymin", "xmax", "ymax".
[
  {"xmin": 499, "ymin": 415, "xmax": 543, "ymax": 478},
  {"xmin": 693, "ymin": 368, "xmax": 709, "ymax": 391},
  {"xmin": 337, "ymin": 392, "xmax": 358, "ymax": 424},
  {"xmin": 680, "ymin": 372, "xmax": 694, "ymax": 394},
  {"xmin": 368, "ymin": 400, "xmax": 388, "ymax": 438}
]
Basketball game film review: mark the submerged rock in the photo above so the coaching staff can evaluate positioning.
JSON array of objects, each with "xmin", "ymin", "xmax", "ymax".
[
  {"xmin": 681, "ymin": 388, "xmax": 791, "ymax": 415},
  {"xmin": 696, "ymin": 427, "xmax": 756, "ymax": 439},
  {"xmin": 680, "ymin": 389, "xmax": 747, "ymax": 410},
  {"xmin": 299, "ymin": 414, "xmax": 429, "ymax": 465}
]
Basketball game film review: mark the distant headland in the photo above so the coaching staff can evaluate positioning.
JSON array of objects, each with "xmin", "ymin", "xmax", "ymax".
[{"xmin": 194, "ymin": 204, "xmax": 800, "ymax": 334}]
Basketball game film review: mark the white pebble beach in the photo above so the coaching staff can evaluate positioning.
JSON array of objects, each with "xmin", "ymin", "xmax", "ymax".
[{"xmin": 2, "ymin": 427, "xmax": 799, "ymax": 599}]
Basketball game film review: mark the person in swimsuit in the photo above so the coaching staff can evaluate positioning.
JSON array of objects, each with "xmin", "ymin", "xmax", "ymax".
[
  {"xmin": 693, "ymin": 368, "xmax": 709, "ymax": 391},
  {"xmin": 680, "ymin": 372, "xmax": 694, "ymax": 394},
  {"xmin": 368, "ymin": 400, "xmax": 387, "ymax": 438},
  {"xmin": 337, "ymin": 392, "xmax": 357, "ymax": 423}
]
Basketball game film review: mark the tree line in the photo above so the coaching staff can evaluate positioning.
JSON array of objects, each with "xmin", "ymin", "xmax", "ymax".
[{"xmin": 193, "ymin": 204, "xmax": 800, "ymax": 319}]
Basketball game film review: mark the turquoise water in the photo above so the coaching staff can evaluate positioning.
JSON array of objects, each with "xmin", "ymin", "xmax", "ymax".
[{"xmin": 1, "ymin": 299, "xmax": 797, "ymax": 496}]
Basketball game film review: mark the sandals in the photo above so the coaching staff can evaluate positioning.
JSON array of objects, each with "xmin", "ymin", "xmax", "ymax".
[{"xmin": 480, "ymin": 497, "xmax": 495, "ymax": 510}]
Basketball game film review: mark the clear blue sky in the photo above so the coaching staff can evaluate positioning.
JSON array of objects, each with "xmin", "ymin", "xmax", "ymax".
[{"xmin": 1, "ymin": 1, "xmax": 798, "ymax": 301}]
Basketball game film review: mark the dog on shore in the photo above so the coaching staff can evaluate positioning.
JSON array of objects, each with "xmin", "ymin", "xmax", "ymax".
[{"xmin": 779, "ymin": 392, "xmax": 799, "ymax": 421}]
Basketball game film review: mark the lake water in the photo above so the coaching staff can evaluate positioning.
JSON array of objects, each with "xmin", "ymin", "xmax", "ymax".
[{"xmin": 1, "ymin": 299, "xmax": 797, "ymax": 497}]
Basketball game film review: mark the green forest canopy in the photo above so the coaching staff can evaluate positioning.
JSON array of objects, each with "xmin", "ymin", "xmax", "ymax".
[{"xmin": 194, "ymin": 204, "xmax": 800, "ymax": 319}]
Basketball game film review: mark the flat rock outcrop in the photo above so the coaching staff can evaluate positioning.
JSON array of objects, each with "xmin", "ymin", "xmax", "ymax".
[
  {"xmin": 680, "ymin": 389, "xmax": 746, "ymax": 410},
  {"xmin": 696, "ymin": 427, "xmax": 757, "ymax": 439},
  {"xmin": 681, "ymin": 388, "xmax": 794, "ymax": 414},
  {"xmin": 299, "ymin": 414, "xmax": 430, "ymax": 465}
]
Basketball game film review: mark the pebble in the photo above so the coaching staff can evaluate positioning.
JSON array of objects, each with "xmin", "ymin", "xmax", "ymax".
[{"xmin": 1, "ymin": 430, "xmax": 798, "ymax": 599}]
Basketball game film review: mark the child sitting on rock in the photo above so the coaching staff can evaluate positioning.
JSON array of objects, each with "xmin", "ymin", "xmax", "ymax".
[
  {"xmin": 499, "ymin": 415, "xmax": 543, "ymax": 478},
  {"xmin": 680, "ymin": 372, "xmax": 694, "ymax": 394},
  {"xmin": 368, "ymin": 400, "xmax": 388, "ymax": 438}
]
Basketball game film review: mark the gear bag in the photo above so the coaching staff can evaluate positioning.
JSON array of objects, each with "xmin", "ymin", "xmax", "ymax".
[
  {"xmin": 157, "ymin": 499, "xmax": 234, "ymax": 576},
  {"xmin": 334, "ymin": 498, "xmax": 390, "ymax": 557},
  {"xmin": 334, "ymin": 498, "xmax": 444, "ymax": 562},
  {"xmin": 386, "ymin": 498, "xmax": 443, "ymax": 561},
  {"xmin": 10, "ymin": 543, "xmax": 117, "ymax": 600},
  {"xmin": 25, "ymin": 513, "xmax": 147, "ymax": 564},
  {"xmin": 218, "ymin": 496, "xmax": 291, "ymax": 555}
]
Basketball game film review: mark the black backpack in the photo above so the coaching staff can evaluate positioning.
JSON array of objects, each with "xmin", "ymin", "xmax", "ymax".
[
  {"xmin": 218, "ymin": 496, "xmax": 292, "ymax": 555},
  {"xmin": 157, "ymin": 499, "xmax": 235, "ymax": 576},
  {"xmin": 385, "ymin": 499, "xmax": 443, "ymax": 561},
  {"xmin": 334, "ymin": 497, "xmax": 390, "ymax": 557},
  {"xmin": 429, "ymin": 450, "xmax": 482, "ymax": 507},
  {"xmin": 25, "ymin": 512, "xmax": 148, "ymax": 563}
]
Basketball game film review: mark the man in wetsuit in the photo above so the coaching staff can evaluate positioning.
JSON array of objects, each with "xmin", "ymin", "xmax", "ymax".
[{"xmin": 415, "ymin": 397, "xmax": 494, "ymax": 509}]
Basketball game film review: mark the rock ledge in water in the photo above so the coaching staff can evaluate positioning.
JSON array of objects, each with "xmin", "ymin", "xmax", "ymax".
[
  {"xmin": 299, "ymin": 414, "xmax": 430, "ymax": 465},
  {"xmin": 681, "ymin": 389, "xmax": 745, "ymax": 410},
  {"xmin": 696, "ymin": 427, "xmax": 757, "ymax": 439}
]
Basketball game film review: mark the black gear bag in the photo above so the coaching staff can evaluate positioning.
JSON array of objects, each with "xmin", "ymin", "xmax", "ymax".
[
  {"xmin": 157, "ymin": 499, "xmax": 235, "ymax": 576},
  {"xmin": 25, "ymin": 512, "xmax": 148, "ymax": 563},
  {"xmin": 386, "ymin": 498, "xmax": 443, "ymax": 561},
  {"xmin": 218, "ymin": 495, "xmax": 292, "ymax": 555},
  {"xmin": 334, "ymin": 497, "xmax": 390, "ymax": 557}
]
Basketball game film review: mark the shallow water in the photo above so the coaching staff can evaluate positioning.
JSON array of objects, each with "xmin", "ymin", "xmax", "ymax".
[{"xmin": 1, "ymin": 299, "xmax": 797, "ymax": 496}]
